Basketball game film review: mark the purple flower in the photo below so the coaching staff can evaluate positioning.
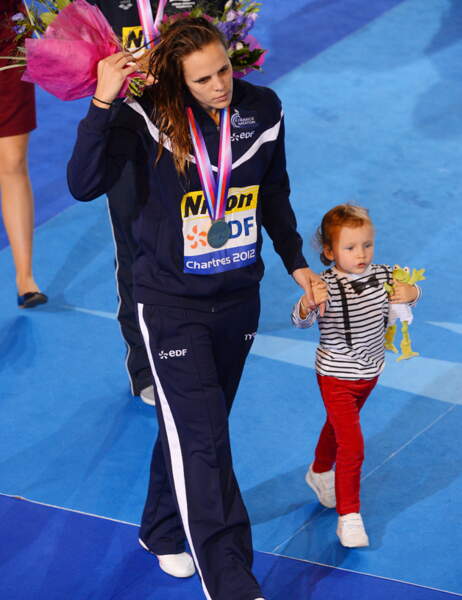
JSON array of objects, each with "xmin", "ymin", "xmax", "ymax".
[{"xmin": 217, "ymin": 10, "xmax": 255, "ymax": 42}]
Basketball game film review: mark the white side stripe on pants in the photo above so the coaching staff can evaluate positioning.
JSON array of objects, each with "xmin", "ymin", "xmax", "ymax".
[{"xmin": 137, "ymin": 303, "xmax": 212, "ymax": 600}]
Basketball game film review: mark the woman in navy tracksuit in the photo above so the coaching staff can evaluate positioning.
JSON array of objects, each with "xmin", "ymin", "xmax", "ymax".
[
  {"xmin": 84, "ymin": 1, "xmax": 228, "ymax": 403},
  {"xmin": 68, "ymin": 17, "xmax": 322, "ymax": 600}
]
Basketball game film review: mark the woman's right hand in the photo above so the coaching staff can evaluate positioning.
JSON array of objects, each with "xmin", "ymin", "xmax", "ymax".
[
  {"xmin": 311, "ymin": 280, "xmax": 329, "ymax": 306},
  {"xmin": 93, "ymin": 52, "xmax": 139, "ymax": 108}
]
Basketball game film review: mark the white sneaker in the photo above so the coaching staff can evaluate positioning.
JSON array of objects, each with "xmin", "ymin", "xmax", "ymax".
[
  {"xmin": 156, "ymin": 552, "xmax": 195, "ymax": 578},
  {"xmin": 336, "ymin": 513, "xmax": 369, "ymax": 547},
  {"xmin": 305, "ymin": 463, "xmax": 336, "ymax": 508},
  {"xmin": 139, "ymin": 538, "xmax": 195, "ymax": 577},
  {"xmin": 140, "ymin": 385, "xmax": 156, "ymax": 406}
]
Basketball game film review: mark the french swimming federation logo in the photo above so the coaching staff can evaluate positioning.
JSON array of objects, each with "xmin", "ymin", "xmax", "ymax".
[
  {"xmin": 159, "ymin": 349, "xmax": 188, "ymax": 359},
  {"xmin": 231, "ymin": 109, "xmax": 257, "ymax": 130}
]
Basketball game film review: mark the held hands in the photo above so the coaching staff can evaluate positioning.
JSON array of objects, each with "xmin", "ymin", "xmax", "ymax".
[
  {"xmin": 389, "ymin": 282, "xmax": 418, "ymax": 304},
  {"xmin": 292, "ymin": 267, "xmax": 327, "ymax": 317},
  {"xmin": 299, "ymin": 280, "xmax": 328, "ymax": 319},
  {"xmin": 311, "ymin": 280, "xmax": 329, "ymax": 306},
  {"xmin": 93, "ymin": 52, "xmax": 139, "ymax": 108}
]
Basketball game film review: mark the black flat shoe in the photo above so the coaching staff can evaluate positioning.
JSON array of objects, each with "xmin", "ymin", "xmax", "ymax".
[{"xmin": 17, "ymin": 292, "xmax": 48, "ymax": 309}]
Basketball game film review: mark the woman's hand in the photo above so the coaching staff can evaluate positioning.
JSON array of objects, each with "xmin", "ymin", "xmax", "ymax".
[
  {"xmin": 292, "ymin": 267, "xmax": 327, "ymax": 316},
  {"xmin": 389, "ymin": 281, "xmax": 418, "ymax": 304},
  {"xmin": 312, "ymin": 280, "xmax": 329, "ymax": 306},
  {"xmin": 299, "ymin": 280, "xmax": 328, "ymax": 319},
  {"xmin": 93, "ymin": 52, "xmax": 139, "ymax": 108}
]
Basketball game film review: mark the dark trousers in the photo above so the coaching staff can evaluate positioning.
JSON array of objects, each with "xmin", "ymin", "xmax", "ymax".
[
  {"xmin": 137, "ymin": 298, "xmax": 262, "ymax": 600},
  {"xmin": 106, "ymin": 161, "xmax": 152, "ymax": 396},
  {"xmin": 313, "ymin": 374, "xmax": 378, "ymax": 515}
]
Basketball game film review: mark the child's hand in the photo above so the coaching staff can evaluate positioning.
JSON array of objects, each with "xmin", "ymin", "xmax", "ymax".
[
  {"xmin": 292, "ymin": 268, "xmax": 327, "ymax": 316},
  {"xmin": 389, "ymin": 282, "xmax": 418, "ymax": 304},
  {"xmin": 300, "ymin": 281, "xmax": 328, "ymax": 318}
]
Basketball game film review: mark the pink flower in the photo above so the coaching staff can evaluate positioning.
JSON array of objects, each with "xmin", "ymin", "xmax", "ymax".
[
  {"xmin": 233, "ymin": 34, "xmax": 266, "ymax": 79},
  {"xmin": 22, "ymin": 0, "xmax": 131, "ymax": 101}
]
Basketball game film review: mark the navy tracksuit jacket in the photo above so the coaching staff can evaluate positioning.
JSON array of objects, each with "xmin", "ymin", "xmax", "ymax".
[
  {"xmin": 86, "ymin": 0, "xmax": 227, "ymax": 396},
  {"xmin": 68, "ymin": 78, "xmax": 307, "ymax": 600}
]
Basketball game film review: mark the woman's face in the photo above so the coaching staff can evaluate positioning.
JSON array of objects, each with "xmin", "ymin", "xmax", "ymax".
[{"xmin": 182, "ymin": 40, "xmax": 233, "ymax": 112}]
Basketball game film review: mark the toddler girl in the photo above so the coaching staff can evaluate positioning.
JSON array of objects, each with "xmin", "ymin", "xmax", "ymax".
[{"xmin": 292, "ymin": 203, "xmax": 421, "ymax": 547}]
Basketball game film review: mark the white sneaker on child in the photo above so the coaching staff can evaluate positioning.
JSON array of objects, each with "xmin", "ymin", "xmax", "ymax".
[
  {"xmin": 139, "ymin": 538, "xmax": 195, "ymax": 577},
  {"xmin": 305, "ymin": 463, "xmax": 336, "ymax": 508},
  {"xmin": 336, "ymin": 513, "xmax": 369, "ymax": 547}
]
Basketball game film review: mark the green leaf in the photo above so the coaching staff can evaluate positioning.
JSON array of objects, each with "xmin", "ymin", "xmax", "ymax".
[
  {"xmin": 55, "ymin": 0, "xmax": 71, "ymax": 9},
  {"xmin": 40, "ymin": 11, "xmax": 57, "ymax": 26},
  {"xmin": 190, "ymin": 6, "xmax": 204, "ymax": 18}
]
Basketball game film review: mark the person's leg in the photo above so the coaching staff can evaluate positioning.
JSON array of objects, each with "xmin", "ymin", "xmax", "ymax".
[
  {"xmin": 139, "ymin": 430, "xmax": 186, "ymax": 554},
  {"xmin": 106, "ymin": 163, "xmax": 152, "ymax": 396},
  {"xmin": 302, "ymin": 375, "xmax": 337, "ymax": 508},
  {"xmin": 210, "ymin": 298, "xmax": 261, "ymax": 589},
  {"xmin": 0, "ymin": 133, "xmax": 40, "ymax": 295},
  {"xmin": 214, "ymin": 297, "xmax": 260, "ymax": 414},
  {"xmin": 138, "ymin": 302, "xmax": 262, "ymax": 600},
  {"xmin": 312, "ymin": 419, "xmax": 337, "ymax": 473},
  {"xmin": 318, "ymin": 376, "xmax": 377, "ymax": 515}
]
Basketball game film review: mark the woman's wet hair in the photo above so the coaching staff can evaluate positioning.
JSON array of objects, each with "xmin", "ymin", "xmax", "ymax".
[
  {"xmin": 316, "ymin": 203, "xmax": 372, "ymax": 265},
  {"xmin": 143, "ymin": 17, "xmax": 227, "ymax": 174}
]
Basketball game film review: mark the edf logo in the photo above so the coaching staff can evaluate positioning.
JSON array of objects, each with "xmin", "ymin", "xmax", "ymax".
[
  {"xmin": 159, "ymin": 349, "xmax": 188, "ymax": 359},
  {"xmin": 229, "ymin": 216, "xmax": 255, "ymax": 239}
]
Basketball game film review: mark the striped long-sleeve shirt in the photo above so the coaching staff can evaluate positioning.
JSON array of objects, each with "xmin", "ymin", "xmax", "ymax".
[{"xmin": 292, "ymin": 264, "xmax": 420, "ymax": 380}]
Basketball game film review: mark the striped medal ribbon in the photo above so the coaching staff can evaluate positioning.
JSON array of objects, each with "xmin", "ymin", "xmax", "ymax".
[
  {"xmin": 187, "ymin": 107, "xmax": 232, "ymax": 249},
  {"xmin": 136, "ymin": 0, "xmax": 168, "ymax": 48}
]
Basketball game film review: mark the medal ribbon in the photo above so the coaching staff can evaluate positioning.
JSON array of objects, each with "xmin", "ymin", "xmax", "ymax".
[
  {"xmin": 186, "ymin": 107, "xmax": 232, "ymax": 223},
  {"xmin": 136, "ymin": 0, "xmax": 167, "ymax": 48}
]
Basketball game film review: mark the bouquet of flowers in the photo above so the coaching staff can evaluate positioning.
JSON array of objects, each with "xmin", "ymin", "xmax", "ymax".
[
  {"xmin": 216, "ymin": 1, "xmax": 265, "ymax": 78},
  {"xmin": 0, "ymin": 0, "xmax": 266, "ymax": 101},
  {"xmin": 0, "ymin": 0, "xmax": 127, "ymax": 99},
  {"xmin": 162, "ymin": 1, "xmax": 265, "ymax": 78}
]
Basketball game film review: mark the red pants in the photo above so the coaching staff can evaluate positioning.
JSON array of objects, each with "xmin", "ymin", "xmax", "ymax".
[{"xmin": 312, "ymin": 374, "xmax": 378, "ymax": 515}]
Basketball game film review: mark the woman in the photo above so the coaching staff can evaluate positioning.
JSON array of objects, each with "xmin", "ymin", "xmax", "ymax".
[
  {"xmin": 83, "ymin": 1, "xmax": 227, "ymax": 406},
  {"xmin": 0, "ymin": 0, "xmax": 47, "ymax": 308},
  {"xmin": 68, "ymin": 17, "xmax": 322, "ymax": 600}
]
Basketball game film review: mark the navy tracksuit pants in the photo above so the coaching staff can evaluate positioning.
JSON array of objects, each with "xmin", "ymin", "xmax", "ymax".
[
  {"xmin": 137, "ymin": 298, "xmax": 262, "ymax": 600},
  {"xmin": 106, "ymin": 160, "xmax": 152, "ymax": 396}
]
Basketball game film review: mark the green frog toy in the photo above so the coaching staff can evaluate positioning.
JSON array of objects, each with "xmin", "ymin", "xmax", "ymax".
[{"xmin": 384, "ymin": 265, "xmax": 426, "ymax": 361}]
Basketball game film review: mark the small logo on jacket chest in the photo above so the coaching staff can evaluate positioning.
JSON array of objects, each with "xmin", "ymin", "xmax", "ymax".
[
  {"xmin": 231, "ymin": 109, "xmax": 257, "ymax": 130},
  {"xmin": 118, "ymin": 0, "xmax": 133, "ymax": 10},
  {"xmin": 231, "ymin": 130, "xmax": 255, "ymax": 143}
]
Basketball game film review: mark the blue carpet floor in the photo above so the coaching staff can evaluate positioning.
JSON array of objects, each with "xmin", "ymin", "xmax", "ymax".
[
  {"xmin": 1, "ymin": 0, "xmax": 461, "ymax": 598},
  {"xmin": 1, "ymin": 494, "xmax": 458, "ymax": 600}
]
